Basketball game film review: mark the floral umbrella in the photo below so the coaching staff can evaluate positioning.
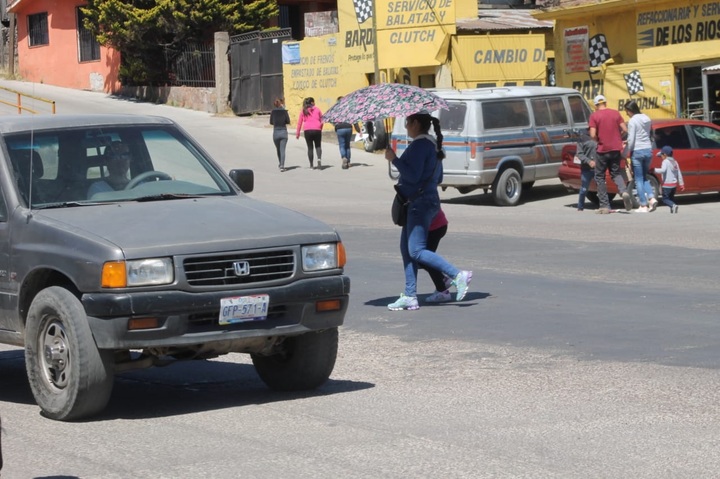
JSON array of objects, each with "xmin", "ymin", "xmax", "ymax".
[{"xmin": 322, "ymin": 83, "xmax": 449, "ymax": 123}]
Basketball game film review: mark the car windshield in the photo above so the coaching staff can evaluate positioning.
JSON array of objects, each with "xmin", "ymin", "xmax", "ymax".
[{"xmin": 5, "ymin": 124, "xmax": 234, "ymax": 208}]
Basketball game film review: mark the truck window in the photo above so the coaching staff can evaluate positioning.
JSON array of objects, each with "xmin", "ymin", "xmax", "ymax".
[{"xmin": 482, "ymin": 100, "xmax": 529, "ymax": 129}]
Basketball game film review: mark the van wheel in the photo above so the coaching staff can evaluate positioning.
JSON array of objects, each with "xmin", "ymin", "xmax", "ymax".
[
  {"xmin": 25, "ymin": 287, "xmax": 114, "ymax": 421},
  {"xmin": 492, "ymin": 168, "xmax": 522, "ymax": 206},
  {"xmin": 251, "ymin": 328, "xmax": 338, "ymax": 391}
]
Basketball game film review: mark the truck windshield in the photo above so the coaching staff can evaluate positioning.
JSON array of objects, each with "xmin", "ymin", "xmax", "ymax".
[{"xmin": 5, "ymin": 124, "xmax": 233, "ymax": 208}]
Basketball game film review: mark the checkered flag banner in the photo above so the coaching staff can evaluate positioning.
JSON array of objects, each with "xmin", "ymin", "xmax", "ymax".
[
  {"xmin": 624, "ymin": 70, "xmax": 645, "ymax": 96},
  {"xmin": 353, "ymin": 0, "xmax": 373, "ymax": 25},
  {"xmin": 588, "ymin": 34, "xmax": 611, "ymax": 67}
]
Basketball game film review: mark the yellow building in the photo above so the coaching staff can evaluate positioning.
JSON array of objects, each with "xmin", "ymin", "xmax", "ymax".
[
  {"xmin": 535, "ymin": 0, "xmax": 720, "ymax": 121},
  {"xmin": 282, "ymin": 0, "xmax": 553, "ymax": 126}
]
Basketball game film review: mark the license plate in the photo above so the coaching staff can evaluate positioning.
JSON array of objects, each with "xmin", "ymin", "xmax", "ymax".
[{"xmin": 219, "ymin": 294, "xmax": 269, "ymax": 325}]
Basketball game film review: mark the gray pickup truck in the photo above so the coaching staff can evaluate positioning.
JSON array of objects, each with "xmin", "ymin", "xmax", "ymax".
[{"xmin": 0, "ymin": 114, "xmax": 349, "ymax": 421}]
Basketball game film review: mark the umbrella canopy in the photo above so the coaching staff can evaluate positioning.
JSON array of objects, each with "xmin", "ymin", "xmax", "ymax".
[{"xmin": 322, "ymin": 83, "xmax": 449, "ymax": 123}]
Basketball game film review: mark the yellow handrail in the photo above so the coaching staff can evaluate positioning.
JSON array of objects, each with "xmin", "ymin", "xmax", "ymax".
[{"xmin": 0, "ymin": 86, "xmax": 56, "ymax": 114}]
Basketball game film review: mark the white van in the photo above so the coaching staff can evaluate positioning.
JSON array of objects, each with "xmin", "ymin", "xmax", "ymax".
[{"xmin": 389, "ymin": 86, "xmax": 593, "ymax": 206}]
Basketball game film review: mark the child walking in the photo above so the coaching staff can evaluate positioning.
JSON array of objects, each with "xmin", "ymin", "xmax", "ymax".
[
  {"xmin": 575, "ymin": 129, "xmax": 597, "ymax": 211},
  {"xmin": 654, "ymin": 146, "xmax": 684, "ymax": 213}
]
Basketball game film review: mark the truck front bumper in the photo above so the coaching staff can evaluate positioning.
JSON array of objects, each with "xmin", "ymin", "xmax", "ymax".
[{"xmin": 82, "ymin": 275, "xmax": 350, "ymax": 349}]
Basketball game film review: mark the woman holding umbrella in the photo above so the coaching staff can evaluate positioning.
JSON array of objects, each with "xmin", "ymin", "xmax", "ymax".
[
  {"xmin": 296, "ymin": 97, "xmax": 324, "ymax": 169},
  {"xmin": 384, "ymin": 111, "xmax": 472, "ymax": 311}
]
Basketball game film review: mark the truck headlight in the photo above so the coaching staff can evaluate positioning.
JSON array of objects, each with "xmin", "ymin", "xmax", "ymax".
[
  {"xmin": 102, "ymin": 258, "xmax": 174, "ymax": 288},
  {"xmin": 302, "ymin": 243, "xmax": 345, "ymax": 272}
]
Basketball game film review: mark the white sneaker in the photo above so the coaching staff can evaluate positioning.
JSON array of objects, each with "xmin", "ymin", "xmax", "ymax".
[
  {"xmin": 648, "ymin": 198, "xmax": 658, "ymax": 212},
  {"xmin": 388, "ymin": 294, "xmax": 419, "ymax": 311},
  {"xmin": 426, "ymin": 290, "xmax": 452, "ymax": 303},
  {"xmin": 453, "ymin": 271, "xmax": 473, "ymax": 302},
  {"xmin": 636, "ymin": 206, "xmax": 649, "ymax": 213}
]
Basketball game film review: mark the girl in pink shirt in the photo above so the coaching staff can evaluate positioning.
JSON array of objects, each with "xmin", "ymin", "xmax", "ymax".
[{"xmin": 296, "ymin": 97, "xmax": 324, "ymax": 169}]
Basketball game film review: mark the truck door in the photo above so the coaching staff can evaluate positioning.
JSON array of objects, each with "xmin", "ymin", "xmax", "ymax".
[{"xmin": 437, "ymin": 100, "xmax": 470, "ymax": 177}]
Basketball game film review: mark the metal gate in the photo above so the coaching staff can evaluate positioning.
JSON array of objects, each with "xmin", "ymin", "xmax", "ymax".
[{"xmin": 230, "ymin": 28, "xmax": 292, "ymax": 115}]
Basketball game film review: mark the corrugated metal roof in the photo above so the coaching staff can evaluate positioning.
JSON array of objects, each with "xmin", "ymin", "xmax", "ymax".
[{"xmin": 457, "ymin": 9, "xmax": 554, "ymax": 32}]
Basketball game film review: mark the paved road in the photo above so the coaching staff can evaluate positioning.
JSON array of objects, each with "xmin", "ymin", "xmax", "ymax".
[{"xmin": 1, "ymin": 80, "xmax": 720, "ymax": 478}]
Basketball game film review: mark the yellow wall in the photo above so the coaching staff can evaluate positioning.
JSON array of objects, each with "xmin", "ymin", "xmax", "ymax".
[
  {"xmin": 546, "ymin": 0, "xmax": 720, "ymax": 119},
  {"xmin": 282, "ymin": 0, "xmax": 551, "ymax": 122},
  {"xmin": 451, "ymin": 34, "xmax": 547, "ymax": 88}
]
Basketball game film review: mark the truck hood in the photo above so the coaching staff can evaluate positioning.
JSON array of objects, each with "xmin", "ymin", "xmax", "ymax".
[{"xmin": 32, "ymin": 196, "xmax": 339, "ymax": 258}]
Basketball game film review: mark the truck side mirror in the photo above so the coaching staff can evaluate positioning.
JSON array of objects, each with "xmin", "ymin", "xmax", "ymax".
[{"xmin": 229, "ymin": 169, "xmax": 254, "ymax": 193}]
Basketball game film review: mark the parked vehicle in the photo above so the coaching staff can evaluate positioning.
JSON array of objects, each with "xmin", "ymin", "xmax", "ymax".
[
  {"xmin": 0, "ymin": 114, "xmax": 349, "ymax": 421},
  {"xmin": 559, "ymin": 118, "xmax": 720, "ymax": 205},
  {"xmin": 390, "ymin": 86, "xmax": 593, "ymax": 206}
]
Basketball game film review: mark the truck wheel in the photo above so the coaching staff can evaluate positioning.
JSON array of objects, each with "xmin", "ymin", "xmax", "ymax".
[
  {"xmin": 363, "ymin": 120, "xmax": 387, "ymax": 152},
  {"xmin": 25, "ymin": 287, "xmax": 114, "ymax": 421},
  {"xmin": 252, "ymin": 328, "xmax": 338, "ymax": 391},
  {"xmin": 492, "ymin": 168, "xmax": 522, "ymax": 206}
]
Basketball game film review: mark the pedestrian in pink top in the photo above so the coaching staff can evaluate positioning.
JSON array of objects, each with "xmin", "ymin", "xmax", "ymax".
[{"xmin": 296, "ymin": 97, "xmax": 324, "ymax": 169}]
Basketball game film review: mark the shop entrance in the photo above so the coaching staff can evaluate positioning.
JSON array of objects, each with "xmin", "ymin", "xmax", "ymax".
[{"xmin": 677, "ymin": 64, "xmax": 720, "ymax": 124}]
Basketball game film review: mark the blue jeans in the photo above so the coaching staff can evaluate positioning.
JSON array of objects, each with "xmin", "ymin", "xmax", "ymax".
[
  {"xmin": 336, "ymin": 128, "xmax": 353, "ymax": 161},
  {"xmin": 578, "ymin": 168, "xmax": 594, "ymax": 210},
  {"xmin": 400, "ymin": 195, "xmax": 459, "ymax": 297},
  {"xmin": 661, "ymin": 187, "xmax": 677, "ymax": 209},
  {"xmin": 632, "ymin": 149, "xmax": 654, "ymax": 206}
]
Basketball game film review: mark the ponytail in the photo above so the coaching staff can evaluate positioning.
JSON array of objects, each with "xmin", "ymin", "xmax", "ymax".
[{"xmin": 431, "ymin": 117, "xmax": 445, "ymax": 160}]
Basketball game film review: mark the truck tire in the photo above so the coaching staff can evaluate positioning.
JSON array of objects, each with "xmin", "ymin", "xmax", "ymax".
[
  {"xmin": 252, "ymin": 328, "xmax": 338, "ymax": 391},
  {"xmin": 492, "ymin": 168, "xmax": 522, "ymax": 206},
  {"xmin": 25, "ymin": 286, "xmax": 114, "ymax": 421},
  {"xmin": 363, "ymin": 120, "xmax": 387, "ymax": 152}
]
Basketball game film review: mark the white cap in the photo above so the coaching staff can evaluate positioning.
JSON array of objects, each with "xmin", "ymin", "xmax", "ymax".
[{"xmin": 593, "ymin": 94, "xmax": 607, "ymax": 105}]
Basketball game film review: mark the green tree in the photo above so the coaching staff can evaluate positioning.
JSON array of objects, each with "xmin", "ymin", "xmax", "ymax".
[{"xmin": 82, "ymin": 0, "xmax": 279, "ymax": 85}]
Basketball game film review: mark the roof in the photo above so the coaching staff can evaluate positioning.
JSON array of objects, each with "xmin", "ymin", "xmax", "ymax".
[
  {"xmin": 0, "ymin": 114, "xmax": 174, "ymax": 134},
  {"xmin": 457, "ymin": 9, "xmax": 553, "ymax": 32},
  {"xmin": 429, "ymin": 86, "xmax": 580, "ymax": 100}
]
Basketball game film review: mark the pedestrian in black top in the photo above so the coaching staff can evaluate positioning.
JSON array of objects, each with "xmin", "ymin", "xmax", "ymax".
[
  {"xmin": 269, "ymin": 97, "xmax": 290, "ymax": 171},
  {"xmin": 333, "ymin": 96, "xmax": 353, "ymax": 169}
]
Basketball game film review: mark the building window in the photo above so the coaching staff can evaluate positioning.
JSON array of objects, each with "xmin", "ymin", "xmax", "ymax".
[
  {"xmin": 77, "ymin": 7, "xmax": 100, "ymax": 62},
  {"xmin": 28, "ymin": 12, "xmax": 49, "ymax": 47}
]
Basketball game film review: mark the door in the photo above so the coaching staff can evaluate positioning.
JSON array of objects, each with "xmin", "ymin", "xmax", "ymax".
[
  {"xmin": 530, "ymin": 96, "xmax": 573, "ymax": 179},
  {"xmin": 688, "ymin": 123, "xmax": 720, "ymax": 190},
  {"xmin": 653, "ymin": 124, "xmax": 698, "ymax": 191}
]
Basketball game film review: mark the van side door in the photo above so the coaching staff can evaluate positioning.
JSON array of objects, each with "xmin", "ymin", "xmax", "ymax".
[{"xmin": 529, "ymin": 96, "xmax": 573, "ymax": 178}]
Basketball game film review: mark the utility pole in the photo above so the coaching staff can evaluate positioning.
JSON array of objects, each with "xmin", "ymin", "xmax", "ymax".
[
  {"xmin": 371, "ymin": 0, "xmax": 380, "ymax": 84},
  {"xmin": 8, "ymin": 13, "xmax": 15, "ymax": 76}
]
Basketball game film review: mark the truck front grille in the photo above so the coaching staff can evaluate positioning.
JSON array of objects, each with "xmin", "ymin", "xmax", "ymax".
[{"xmin": 183, "ymin": 250, "xmax": 294, "ymax": 286}]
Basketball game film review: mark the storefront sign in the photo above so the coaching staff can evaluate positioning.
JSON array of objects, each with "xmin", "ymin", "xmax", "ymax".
[
  {"xmin": 451, "ymin": 35, "xmax": 547, "ymax": 83},
  {"xmin": 564, "ymin": 26, "xmax": 589, "ymax": 74},
  {"xmin": 637, "ymin": 2, "xmax": 720, "ymax": 47}
]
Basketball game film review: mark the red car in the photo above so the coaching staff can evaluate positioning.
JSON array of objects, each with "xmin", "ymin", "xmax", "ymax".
[{"xmin": 559, "ymin": 118, "xmax": 720, "ymax": 206}]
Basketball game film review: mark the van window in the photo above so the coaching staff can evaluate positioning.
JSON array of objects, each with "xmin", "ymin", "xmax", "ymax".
[
  {"xmin": 654, "ymin": 126, "xmax": 691, "ymax": 149},
  {"xmin": 438, "ymin": 102, "xmax": 467, "ymax": 132},
  {"xmin": 569, "ymin": 95, "xmax": 592, "ymax": 123},
  {"xmin": 531, "ymin": 97, "xmax": 568, "ymax": 126},
  {"xmin": 482, "ymin": 100, "xmax": 529, "ymax": 129}
]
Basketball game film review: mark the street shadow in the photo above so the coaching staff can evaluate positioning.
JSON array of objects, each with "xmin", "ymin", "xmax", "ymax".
[
  {"xmin": 99, "ymin": 361, "xmax": 373, "ymax": 421},
  {"xmin": 281, "ymin": 166, "xmax": 302, "ymax": 172},
  {"xmin": 0, "ymin": 349, "xmax": 373, "ymax": 421},
  {"xmin": 0, "ymin": 349, "xmax": 35, "ymax": 406},
  {"xmin": 443, "ymin": 182, "xmax": 572, "ymax": 206},
  {"xmin": 366, "ymin": 291, "xmax": 489, "ymax": 307}
]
